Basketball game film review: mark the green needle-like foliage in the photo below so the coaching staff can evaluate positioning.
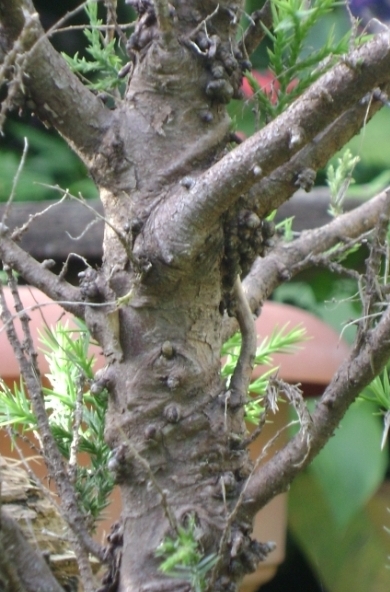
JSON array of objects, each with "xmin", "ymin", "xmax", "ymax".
[
  {"xmin": 327, "ymin": 149, "xmax": 361, "ymax": 216},
  {"xmin": 0, "ymin": 321, "xmax": 114, "ymax": 523},
  {"xmin": 247, "ymin": 0, "xmax": 351, "ymax": 120},
  {"xmin": 62, "ymin": 1, "xmax": 125, "ymax": 93},
  {"xmin": 156, "ymin": 515, "xmax": 217, "ymax": 592}
]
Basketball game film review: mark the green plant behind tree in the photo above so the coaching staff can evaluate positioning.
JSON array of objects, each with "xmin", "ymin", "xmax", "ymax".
[
  {"xmin": 0, "ymin": 322, "xmax": 114, "ymax": 523},
  {"xmin": 245, "ymin": 0, "xmax": 351, "ymax": 120},
  {"xmin": 62, "ymin": 1, "xmax": 126, "ymax": 93}
]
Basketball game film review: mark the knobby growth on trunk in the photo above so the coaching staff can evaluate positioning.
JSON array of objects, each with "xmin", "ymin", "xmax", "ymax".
[{"xmin": 1, "ymin": 1, "xmax": 390, "ymax": 591}]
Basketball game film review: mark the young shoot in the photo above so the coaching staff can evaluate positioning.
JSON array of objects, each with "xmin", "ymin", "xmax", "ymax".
[
  {"xmin": 327, "ymin": 149, "xmax": 360, "ymax": 217},
  {"xmin": 155, "ymin": 514, "xmax": 217, "ymax": 592},
  {"xmin": 266, "ymin": 210, "xmax": 295, "ymax": 241}
]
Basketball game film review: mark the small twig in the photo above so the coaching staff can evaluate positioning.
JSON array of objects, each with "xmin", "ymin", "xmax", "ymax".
[
  {"xmin": 11, "ymin": 193, "xmax": 68, "ymax": 241},
  {"xmin": 273, "ymin": 379, "xmax": 312, "ymax": 437},
  {"xmin": 229, "ymin": 277, "xmax": 257, "ymax": 405},
  {"xmin": 49, "ymin": 22, "xmax": 136, "ymax": 34},
  {"xmin": 102, "ymin": 0, "xmax": 128, "ymax": 83},
  {"xmin": 104, "ymin": 0, "xmax": 117, "ymax": 45},
  {"xmin": 360, "ymin": 190, "xmax": 390, "ymax": 333},
  {"xmin": 5, "ymin": 266, "xmax": 42, "ymax": 383},
  {"xmin": 288, "ymin": 230, "xmax": 372, "ymax": 277},
  {"xmin": 239, "ymin": 400, "xmax": 269, "ymax": 449},
  {"xmin": 2, "ymin": 138, "xmax": 28, "ymax": 226},
  {"xmin": 66, "ymin": 218, "xmax": 99, "ymax": 241},
  {"xmin": 38, "ymin": 184, "xmax": 138, "ymax": 267},
  {"xmin": 0, "ymin": 299, "xmax": 122, "ymax": 339},
  {"xmin": 43, "ymin": 0, "xmax": 105, "ymax": 42},
  {"xmin": 59, "ymin": 252, "xmax": 92, "ymax": 281},
  {"xmin": 187, "ymin": 4, "xmax": 220, "ymax": 39}
]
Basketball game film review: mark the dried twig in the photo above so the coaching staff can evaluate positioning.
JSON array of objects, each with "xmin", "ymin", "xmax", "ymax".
[
  {"xmin": 1, "ymin": 138, "xmax": 28, "ymax": 225},
  {"xmin": 359, "ymin": 190, "xmax": 390, "ymax": 334},
  {"xmin": 11, "ymin": 193, "xmax": 68, "ymax": 241},
  {"xmin": 39, "ymin": 184, "xmax": 138, "ymax": 268}
]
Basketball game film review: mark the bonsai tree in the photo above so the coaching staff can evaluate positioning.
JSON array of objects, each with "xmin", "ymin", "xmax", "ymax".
[{"xmin": 1, "ymin": 1, "xmax": 390, "ymax": 591}]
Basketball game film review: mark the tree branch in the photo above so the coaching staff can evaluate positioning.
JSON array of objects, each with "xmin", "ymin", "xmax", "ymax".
[
  {"xmin": 221, "ymin": 189, "xmax": 390, "ymax": 342},
  {"xmin": 239, "ymin": 192, "xmax": 390, "ymax": 514},
  {"xmin": 151, "ymin": 32, "xmax": 390, "ymax": 265},
  {"xmin": 0, "ymin": 0, "xmax": 111, "ymax": 162},
  {"xmin": 0, "ymin": 225, "xmax": 85, "ymax": 318},
  {"xmin": 243, "ymin": 279, "xmax": 390, "ymax": 515},
  {"xmin": 248, "ymin": 190, "xmax": 390, "ymax": 306},
  {"xmin": 251, "ymin": 91, "xmax": 385, "ymax": 218}
]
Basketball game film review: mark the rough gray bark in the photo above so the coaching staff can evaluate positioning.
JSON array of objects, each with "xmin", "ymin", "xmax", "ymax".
[{"xmin": 2, "ymin": 2, "xmax": 390, "ymax": 592}]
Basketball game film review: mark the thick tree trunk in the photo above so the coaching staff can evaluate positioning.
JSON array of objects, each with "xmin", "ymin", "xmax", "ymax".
[{"xmin": 87, "ymin": 3, "xmax": 261, "ymax": 589}]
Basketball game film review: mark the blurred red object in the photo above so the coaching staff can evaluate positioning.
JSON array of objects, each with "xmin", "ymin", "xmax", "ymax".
[
  {"xmin": 242, "ymin": 70, "xmax": 279, "ymax": 101},
  {"xmin": 242, "ymin": 70, "xmax": 297, "ymax": 104}
]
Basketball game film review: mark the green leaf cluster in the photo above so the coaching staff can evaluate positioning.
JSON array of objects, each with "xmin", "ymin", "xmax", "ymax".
[
  {"xmin": 221, "ymin": 324, "xmax": 307, "ymax": 423},
  {"xmin": 248, "ymin": 0, "xmax": 350, "ymax": 119},
  {"xmin": 0, "ymin": 322, "xmax": 114, "ymax": 522},
  {"xmin": 155, "ymin": 515, "xmax": 217, "ymax": 592},
  {"xmin": 62, "ymin": 1, "xmax": 125, "ymax": 93}
]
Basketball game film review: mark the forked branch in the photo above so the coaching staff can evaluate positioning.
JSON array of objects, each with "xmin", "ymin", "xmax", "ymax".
[{"xmin": 152, "ymin": 31, "xmax": 390, "ymax": 263}]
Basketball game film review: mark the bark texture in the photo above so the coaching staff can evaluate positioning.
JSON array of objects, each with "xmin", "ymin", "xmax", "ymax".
[{"xmin": 2, "ymin": 1, "xmax": 390, "ymax": 591}]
